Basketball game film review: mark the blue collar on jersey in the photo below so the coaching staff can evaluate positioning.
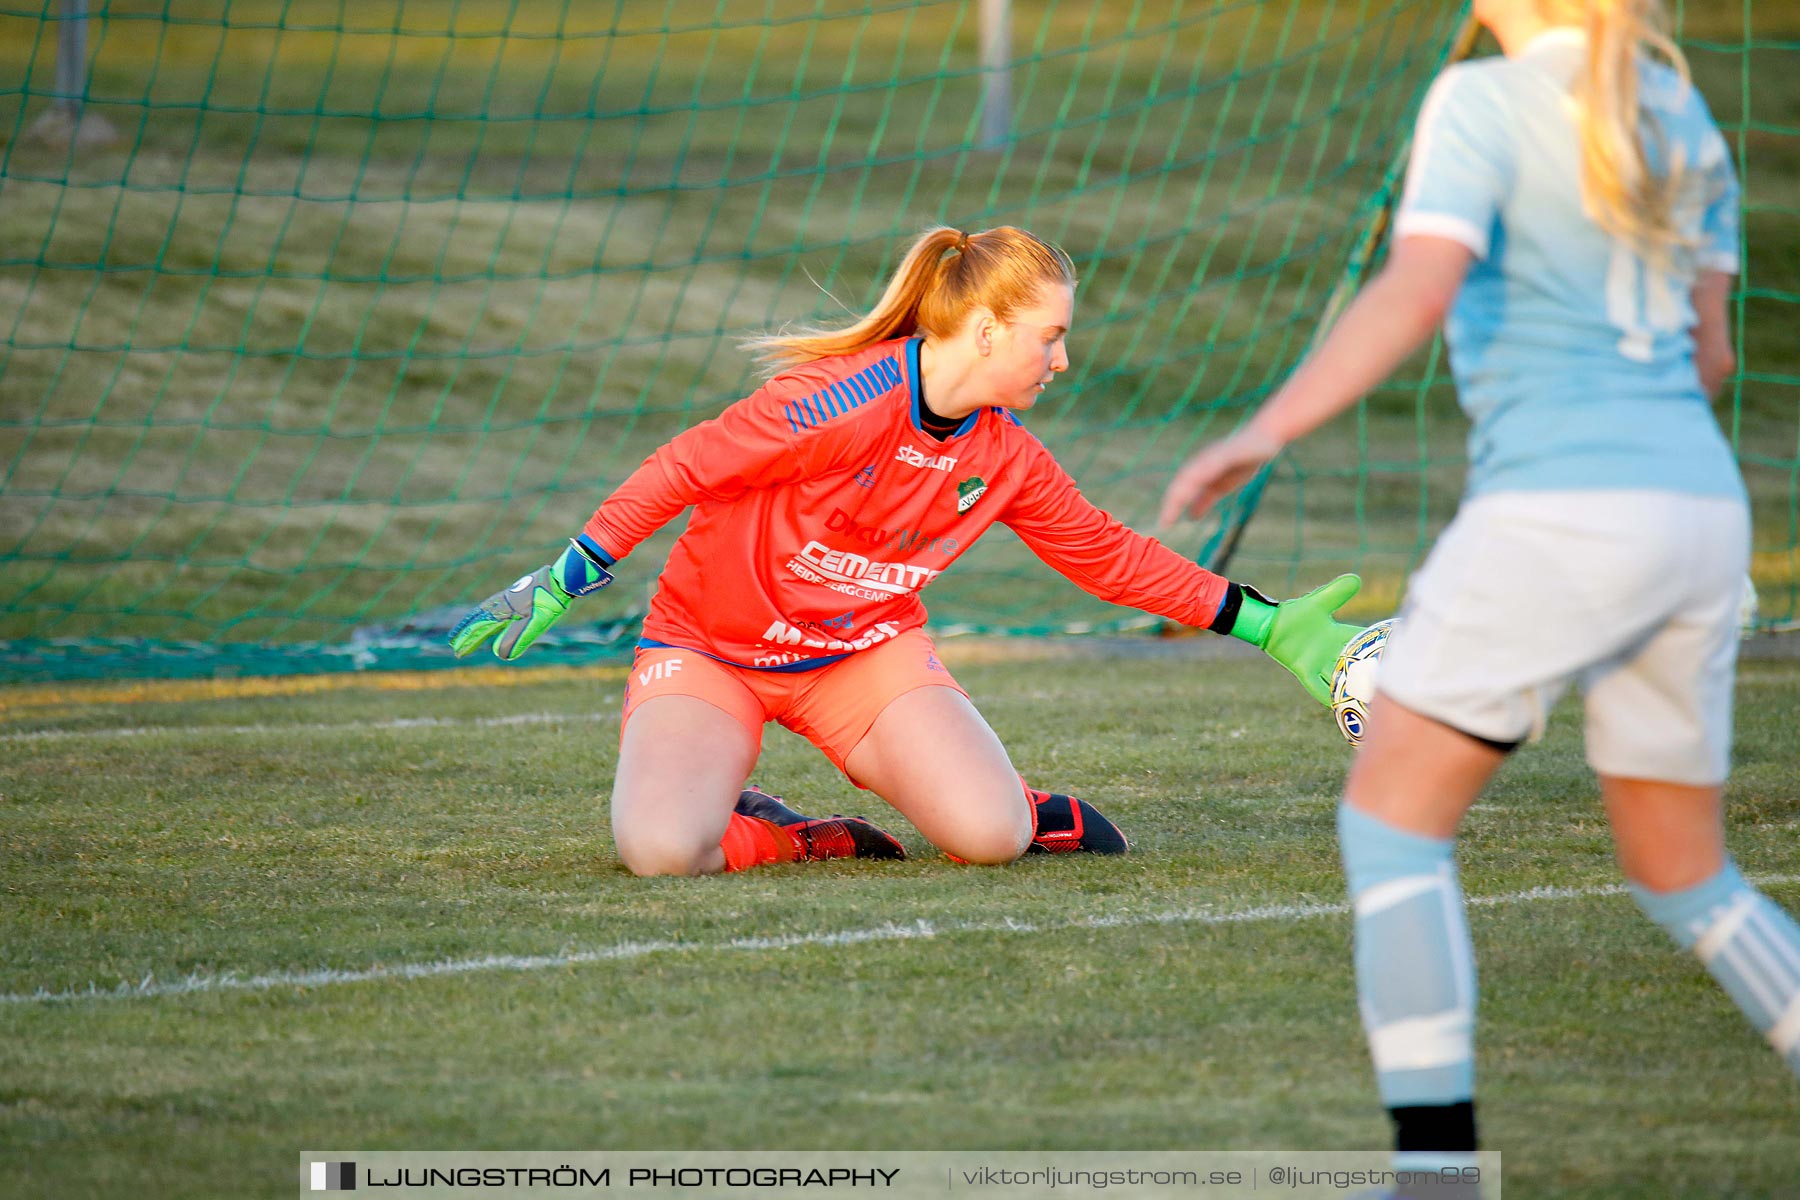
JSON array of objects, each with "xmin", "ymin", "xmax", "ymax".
[{"xmin": 906, "ymin": 335, "xmax": 981, "ymax": 439}]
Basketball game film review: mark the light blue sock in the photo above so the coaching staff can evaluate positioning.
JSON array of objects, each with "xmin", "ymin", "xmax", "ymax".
[
  {"xmin": 1339, "ymin": 802, "xmax": 1477, "ymax": 1109},
  {"xmin": 1632, "ymin": 862, "xmax": 1800, "ymax": 1076}
]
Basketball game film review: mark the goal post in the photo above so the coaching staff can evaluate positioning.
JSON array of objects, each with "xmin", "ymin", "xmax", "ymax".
[{"xmin": 0, "ymin": 1, "xmax": 1791, "ymax": 681}]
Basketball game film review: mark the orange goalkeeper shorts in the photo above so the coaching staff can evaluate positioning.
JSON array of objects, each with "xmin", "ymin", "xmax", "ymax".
[{"xmin": 619, "ymin": 627, "xmax": 968, "ymax": 777}]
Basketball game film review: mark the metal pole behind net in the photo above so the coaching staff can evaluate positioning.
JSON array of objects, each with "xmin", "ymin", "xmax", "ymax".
[
  {"xmin": 31, "ymin": 0, "xmax": 112, "ymax": 148},
  {"xmin": 979, "ymin": 0, "xmax": 1011, "ymax": 148},
  {"xmin": 54, "ymin": 0, "xmax": 89, "ymax": 114}
]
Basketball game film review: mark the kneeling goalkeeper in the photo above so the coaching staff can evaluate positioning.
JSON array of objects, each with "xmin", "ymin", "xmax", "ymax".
[{"xmin": 452, "ymin": 225, "xmax": 1359, "ymax": 875}]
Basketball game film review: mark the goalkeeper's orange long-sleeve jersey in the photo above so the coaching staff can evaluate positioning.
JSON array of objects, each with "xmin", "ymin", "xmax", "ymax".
[{"xmin": 583, "ymin": 337, "xmax": 1229, "ymax": 670}]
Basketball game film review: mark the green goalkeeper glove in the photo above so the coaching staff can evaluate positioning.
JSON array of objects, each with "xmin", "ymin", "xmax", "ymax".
[
  {"xmin": 449, "ymin": 535, "xmax": 615, "ymax": 661},
  {"xmin": 1211, "ymin": 573, "xmax": 1363, "ymax": 705}
]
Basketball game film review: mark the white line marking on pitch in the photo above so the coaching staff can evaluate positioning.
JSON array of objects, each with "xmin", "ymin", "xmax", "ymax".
[
  {"xmin": 10, "ymin": 875, "xmax": 1797, "ymax": 1007},
  {"xmin": 0, "ymin": 710, "xmax": 612, "ymax": 743}
]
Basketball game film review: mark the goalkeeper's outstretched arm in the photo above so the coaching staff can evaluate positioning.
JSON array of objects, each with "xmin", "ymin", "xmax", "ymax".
[{"xmin": 998, "ymin": 445, "xmax": 1363, "ymax": 705}]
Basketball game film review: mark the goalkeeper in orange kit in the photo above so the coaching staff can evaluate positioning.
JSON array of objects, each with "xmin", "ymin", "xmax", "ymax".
[{"xmin": 452, "ymin": 225, "xmax": 1360, "ymax": 875}]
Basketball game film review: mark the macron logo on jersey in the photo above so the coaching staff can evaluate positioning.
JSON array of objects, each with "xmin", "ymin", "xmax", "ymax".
[{"xmin": 782, "ymin": 356, "xmax": 904, "ymax": 433}]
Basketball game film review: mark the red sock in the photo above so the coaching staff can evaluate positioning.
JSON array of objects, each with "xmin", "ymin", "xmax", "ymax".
[{"xmin": 719, "ymin": 812, "xmax": 799, "ymax": 872}]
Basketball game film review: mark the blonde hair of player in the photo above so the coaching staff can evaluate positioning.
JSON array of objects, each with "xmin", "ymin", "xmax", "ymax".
[
  {"xmin": 746, "ymin": 225, "xmax": 1077, "ymax": 371},
  {"xmin": 1538, "ymin": 0, "xmax": 1693, "ymax": 260}
]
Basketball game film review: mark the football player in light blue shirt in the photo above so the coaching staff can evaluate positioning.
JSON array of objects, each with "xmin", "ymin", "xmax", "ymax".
[
  {"xmin": 1163, "ymin": 0, "xmax": 1799, "ymax": 1182},
  {"xmin": 1398, "ymin": 19, "xmax": 1743, "ymax": 500}
]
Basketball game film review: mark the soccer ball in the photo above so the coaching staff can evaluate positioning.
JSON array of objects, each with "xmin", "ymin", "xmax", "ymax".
[{"xmin": 1329, "ymin": 618, "xmax": 1399, "ymax": 746}]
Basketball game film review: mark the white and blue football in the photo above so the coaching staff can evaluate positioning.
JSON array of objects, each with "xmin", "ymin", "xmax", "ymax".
[{"xmin": 1329, "ymin": 618, "xmax": 1399, "ymax": 746}]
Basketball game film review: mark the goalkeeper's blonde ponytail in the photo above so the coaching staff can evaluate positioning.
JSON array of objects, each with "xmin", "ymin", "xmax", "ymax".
[
  {"xmin": 1539, "ymin": 0, "xmax": 1691, "ymax": 260},
  {"xmin": 745, "ymin": 226, "xmax": 1076, "ymax": 374}
]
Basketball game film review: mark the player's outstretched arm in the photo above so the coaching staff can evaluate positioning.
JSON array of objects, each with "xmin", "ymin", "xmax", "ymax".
[
  {"xmin": 1159, "ymin": 236, "xmax": 1471, "ymax": 528},
  {"xmin": 1212, "ymin": 574, "xmax": 1364, "ymax": 705},
  {"xmin": 449, "ymin": 534, "xmax": 616, "ymax": 661}
]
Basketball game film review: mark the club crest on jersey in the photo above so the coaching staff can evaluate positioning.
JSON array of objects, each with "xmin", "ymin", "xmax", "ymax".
[
  {"xmin": 956, "ymin": 476, "xmax": 988, "ymax": 513},
  {"xmin": 854, "ymin": 464, "xmax": 877, "ymax": 488}
]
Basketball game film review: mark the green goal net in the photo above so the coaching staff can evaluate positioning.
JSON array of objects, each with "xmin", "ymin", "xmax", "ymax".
[{"xmin": 2, "ymin": 1, "xmax": 1794, "ymax": 681}]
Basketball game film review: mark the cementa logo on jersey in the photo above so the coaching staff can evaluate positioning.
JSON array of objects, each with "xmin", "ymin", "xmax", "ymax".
[
  {"xmin": 785, "ymin": 541, "xmax": 941, "ymax": 600},
  {"xmin": 782, "ymin": 511, "xmax": 957, "ymax": 601}
]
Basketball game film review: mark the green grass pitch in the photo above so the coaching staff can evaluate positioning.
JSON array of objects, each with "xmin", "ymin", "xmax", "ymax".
[
  {"xmin": 3, "ymin": 6, "xmax": 1799, "ymax": 1197},
  {"xmin": 4, "ymin": 644, "xmax": 1799, "ymax": 1198}
]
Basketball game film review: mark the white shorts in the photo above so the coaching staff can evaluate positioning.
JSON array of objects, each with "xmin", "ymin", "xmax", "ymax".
[{"xmin": 1376, "ymin": 490, "xmax": 1750, "ymax": 785}]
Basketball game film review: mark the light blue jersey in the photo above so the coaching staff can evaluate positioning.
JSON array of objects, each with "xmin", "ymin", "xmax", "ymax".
[{"xmin": 1395, "ymin": 28, "xmax": 1743, "ymax": 498}]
